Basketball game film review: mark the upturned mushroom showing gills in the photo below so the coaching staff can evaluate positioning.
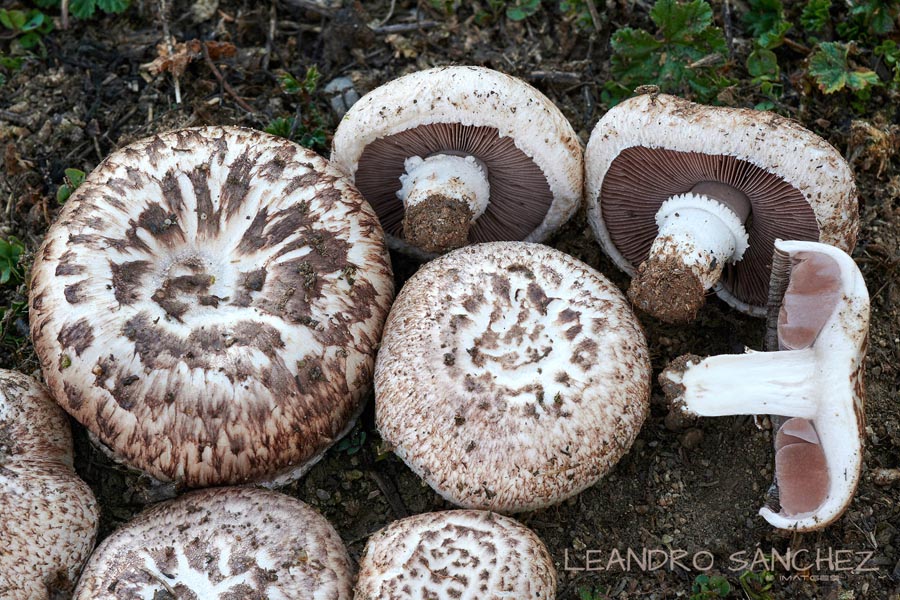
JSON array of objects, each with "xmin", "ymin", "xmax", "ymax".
[
  {"xmin": 376, "ymin": 242, "xmax": 650, "ymax": 512},
  {"xmin": 0, "ymin": 369, "xmax": 99, "ymax": 599},
  {"xmin": 659, "ymin": 240, "xmax": 869, "ymax": 531},
  {"xmin": 29, "ymin": 126, "xmax": 394, "ymax": 487},
  {"xmin": 585, "ymin": 93, "xmax": 858, "ymax": 323},
  {"xmin": 331, "ymin": 66, "xmax": 583, "ymax": 256},
  {"xmin": 73, "ymin": 487, "xmax": 353, "ymax": 599},
  {"xmin": 355, "ymin": 510, "xmax": 556, "ymax": 600}
]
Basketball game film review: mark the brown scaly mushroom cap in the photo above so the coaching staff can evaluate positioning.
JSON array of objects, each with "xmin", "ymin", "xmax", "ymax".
[
  {"xmin": 73, "ymin": 487, "xmax": 353, "ymax": 599},
  {"xmin": 29, "ymin": 126, "xmax": 394, "ymax": 487},
  {"xmin": 355, "ymin": 510, "xmax": 556, "ymax": 599},
  {"xmin": 660, "ymin": 240, "xmax": 868, "ymax": 530},
  {"xmin": 0, "ymin": 369, "xmax": 99, "ymax": 599},
  {"xmin": 585, "ymin": 93, "xmax": 858, "ymax": 323},
  {"xmin": 376, "ymin": 242, "xmax": 650, "ymax": 512},
  {"xmin": 331, "ymin": 66, "xmax": 583, "ymax": 256}
]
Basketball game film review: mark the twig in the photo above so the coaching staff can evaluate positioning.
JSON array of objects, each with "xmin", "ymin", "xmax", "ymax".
[
  {"xmin": 201, "ymin": 43, "xmax": 255, "ymax": 114},
  {"xmin": 263, "ymin": 1, "xmax": 277, "ymax": 73},
  {"xmin": 159, "ymin": 0, "xmax": 181, "ymax": 104},
  {"xmin": 367, "ymin": 469, "xmax": 408, "ymax": 519},
  {"xmin": 723, "ymin": 0, "xmax": 735, "ymax": 58},
  {"xmin": 585, "ymin": 0, "xmax": 601, "ymax": 32},
  {"xmin": 61, "ymin": 0, "xmax": 69, "ymax": 29},
  {"xmin": 372, "ymin": 20, "xmax": 437, "ymax": 34},
  {"xmin": 783, "ymin": 37, "xmax": 812, "ymax": 55},
  {"xmin": 282, "ymin": 0, "xmax": 335, "ymax": 17},
  {"xmin": 0, "ymin": 110, "xmax": 29, "ymax": 127},
  {"xmin": 376, "ymin": 0, "xmax": 397, "ymax": 28},
  {"xmin": 527, "ymin": 70, "xmax": 582, "ymax": 85}
]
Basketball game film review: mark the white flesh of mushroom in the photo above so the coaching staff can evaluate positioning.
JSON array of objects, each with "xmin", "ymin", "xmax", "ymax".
[
  {"xmin": 660, "ymin": 240, "xmax": 868, "ymax": 530},
  {"xmin": 650, "ymin": 192, "xmax": 750, "ymax": 290},
  {"xmin": 398, "ymin": 154, "xmax": 491, "ymax": 221}
]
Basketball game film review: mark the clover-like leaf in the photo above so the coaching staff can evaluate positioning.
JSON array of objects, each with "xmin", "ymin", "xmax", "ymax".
[{"xmin": 809, "ymin": 41, "xmax": 881, "ymax": 93}]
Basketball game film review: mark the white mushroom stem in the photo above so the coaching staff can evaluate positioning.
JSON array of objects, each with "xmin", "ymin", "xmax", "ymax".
[
  {"xmin": 397, "ymin": 154, "xmax": 490, "ymax": 253},
  {"xmin": 668, "ymin": 349, "xmax": 817, "ymax": 419},
  {"xmin": 628, "ymin": 185, "xmax": 750, "ymax": 323}
]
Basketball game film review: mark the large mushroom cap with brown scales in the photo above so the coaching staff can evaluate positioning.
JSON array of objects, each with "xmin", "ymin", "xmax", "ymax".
[
  {"xmin": 0, "ymin": 369, "xmax": 99, "ymax": 599},
  {"xmin": 331, "ymin": 65, "xmax": 583, "ymax": 256},
  {"xmin": 585, "ymin": 93, "xmax": 858, "ymax": 321},
  {"xmin": 74, "ymin": 487, "xmax": 354, "ymax": 599},
  {"xmin": 29, "ymin": 126, "xmax": 394, "ymax": 488}
]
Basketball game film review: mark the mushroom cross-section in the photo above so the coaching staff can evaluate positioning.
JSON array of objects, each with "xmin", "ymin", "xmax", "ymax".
[
  {"xmin": 73, "ymin": 487, "xmax": 353, "ymax": 599},
  {"xmin": 659, "ymin": 240, "xmax": 869, "ymax": 530},
  {"xmin": 375, "ymin": 241, "xmax": 650, "ymax": 512},
  {"xmin": 29, "ymin": 126, "xmax": 394, "ymax": 487},
  {"xmin": 331, "ymin": 66, "xmax": 583, "ymax": 256},
  {"xmin": 585, "ymin": 93, "xmax": 858, "ymax": 322},
  {"xmin": 355, "ymin": 510, "xmax": 556, "ymax": 599},
  {"xmin": 0, "ymin": 369, "xmax": 99, "ymax": 599}
]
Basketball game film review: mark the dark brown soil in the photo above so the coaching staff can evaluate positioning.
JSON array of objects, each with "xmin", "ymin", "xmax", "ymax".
[{"xmin": 1, "ymin": 1, "xmax": 898, "ymax": 598}]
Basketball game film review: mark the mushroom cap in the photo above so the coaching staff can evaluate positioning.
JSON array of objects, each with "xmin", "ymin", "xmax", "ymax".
[
  {"xmin": 355, "ymin": 510, "xmax": 556, "ymax": 599},
  {"xmin": 760, "ymin": 239, "xmax": 868, "ymax": 530},
  {"xmin": 73, "ymin": 486, "xmax": 353, "ymax": 599},
  {"xmin": 585, "ymin": 93, "xmax": 859, "ymax": 315},
  {"xmin": 29, "ymin": 126, "xmax": 394, "ymax": 487},
  {"xmin": 331, "ymin": 66, "xmax": 583, "ymax": 257},
  {"xmin": 375, "ymin": 242, "xmax": 650, "ymax": 512},
  {"xmin": 0, "ymin": 369, "xmax": 99, "ymax": 599}
]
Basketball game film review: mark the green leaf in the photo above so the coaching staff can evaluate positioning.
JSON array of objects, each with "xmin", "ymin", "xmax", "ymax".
[
  {"xmin": 0, "ymin": 9, "xmax": 27, "ymax": 31},
  {"xmin": 33, "ymin": 0, "xmax": 60, "ymax": 8},
  {"xmin": 800, "ymin": 0, "xmax": 831, "ymax": 32},
  {"xmin": 747, "ymin": 48, "xmax": 779, "ymax": 78},
  {"xmin": 757, "ymin": 20, "xmax": 790, "ymax": 50},
  {"xmin": 18, "ymin": 32, "xmax": 42, "ymax": 50},
  {"xmin": 651, "ymin": 0, "xmax": 713, "ymax": 41},
  {"xmin": 65, "ymin": 168, "xmax": 86, "ymax": 186},
  {"xmin": 809, "ymin": 41, "xmax": 881, "ymax": 93},
  {"xmin": 97, "ymin": 0, "xmax": 129, "ymax": 13},
  {"xmin": 21, "ymin": 11, "xmax": 46, "ymax": 32},
  {"xmin": 743, "ymin": 0, "xmax": 784, "ymax": 37},
  {"xmin": 69, "ymin": 0, "xmax": 98, "ymax": 20},
  {"xmin": 302, "ymin": 66, "xmax": 320, "ymax": 93},
  {"xmin": 507, "ymin": 0, "xmax": 540, "ymax": 20}
]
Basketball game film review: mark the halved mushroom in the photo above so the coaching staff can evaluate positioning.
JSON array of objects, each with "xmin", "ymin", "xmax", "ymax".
[
  {"xmin": 73, "ymin": 487, "xmax": 353, "ymax": 598},
  {"xmin": 0, "ymin": 369, "xmax": 99, "ymax": 599},
  {"xmin": 331, "ymin": 66, "xmax": 583, "ymax": 256},
  {"xmin": 585, "ymin": 93, "xmax": 858, "ymax": 323},
  {"xmin": 29, "ymin": 126, "xmax": 394, "ymax": 487},
  {"xmin": 660, "ymin": 240, "xmax": 868, "ymax": 530},
  {"xmin": 355, "ymin": 510, "xmax": 556, "ymax": 599},
  {"xmin": 376, "ymin": 241, "xmax": 650, "ymax": 512}
]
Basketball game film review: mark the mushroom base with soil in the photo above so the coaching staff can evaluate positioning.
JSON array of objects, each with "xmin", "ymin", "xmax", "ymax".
[{"xmin": 659, "ymin": 240, "xmax": 868, "ymax": 531}]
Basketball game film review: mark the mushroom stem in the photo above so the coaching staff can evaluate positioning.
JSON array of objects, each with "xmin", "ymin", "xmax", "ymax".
[
  {"xmin": 628, "ymin": 187, "xmax": 750, "ymax": 323},
  {"xmin": 663, "ymin": 348, "xmax": 818, "ymax": 419},
  {"xmin": 398, "ymin": 154, "xmax": 490, "ymax": 253}
]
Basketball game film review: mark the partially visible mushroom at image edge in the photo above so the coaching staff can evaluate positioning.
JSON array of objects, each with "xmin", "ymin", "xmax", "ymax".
[
  {"xmin": 331, "ymin": 65, "xmax": 583, "ymax": 255},
  {"xmin": 355, "ymin": 510, "xmax": 556, "ymax": 599},
  {"xmin": 375, "ymin": 241, "xmax": 650, "ymax": 512},
  {"xmin": 29, "ymin": 126, "xmax": 395, "ymax": 487},
  {"xmin": 585, "ymin": 93, "xmax": 858, "ymax": 323},
  {"xmin": 0, "ymin": 369, "xmax": 100, "ymax": 599},
  {"xmin": 660, "ymin": 240, "xmax": 869, "ymax": 531},
  {"xmin": 74, "ymin": 487, "xmax": 353, "ymax": 599}
]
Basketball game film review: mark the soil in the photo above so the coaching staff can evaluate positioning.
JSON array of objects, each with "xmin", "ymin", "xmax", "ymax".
[{"xmin": 1, "ymin": 1, "xmax": 899, "ymax": 598}]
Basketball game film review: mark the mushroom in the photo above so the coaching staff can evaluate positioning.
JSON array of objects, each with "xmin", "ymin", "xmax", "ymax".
[
  {"xmin": 29, "ymin": 126, "xmax": 395, "ymax": 487},
  {"xmin": 584, "ymin": 93, "xmax": 858, "ymax": 323},
  {"xmin": 331, "ymin": 65, "xmax": 583, "ymax": 256},
  {"xmin": 0, "ymin": 369, "xmax": 99, "ymax": 599},
  {"xmin": 659, "ymin": 240, "xmax": 869, "ymax": 530},
  {"xmin": 73, "ymin": 486, "xmax": 353, "ymax": 598},
  {"xmin": 355, "ymin": 510, "xmax": 556, "ymax": 599},
  {"xmin": 375, "ymin": 241, "xmax": 650, "ymax": 512}
]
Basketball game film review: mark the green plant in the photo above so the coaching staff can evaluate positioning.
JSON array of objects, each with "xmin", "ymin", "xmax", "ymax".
[
  {"xmin": 874, "ymin": 39, "xmax": 900, "ymax": 85},
  {"xmin": 743, "ymin": 0, "xmax": 792, "ymax": 101},
  {"xmin": 335, "ymin": 429, "xmax": 367, "ymax": 455},
  {"xmin": 691, "ymin": 573, "xmax": 732, "ymax": 599},
  {"xmin": 56, "ymin": 168, "xmax": 86, "ymax": 204},
  {"xmin": 808, "ymin": 41, "xmax": 880, "ymax": 94},
  {"xmin": 266, "ymin": 66, "xmax": 328, "ymax": 152},
  {"xmin": 577, "ymin": 586, "xmax": 611, "ymax": 600},
  {"xmin": 0, "ymin": 8, "xmax": 53, "ymax": 54},
  {"xmin": 559, "ymin": 0, "xmax": 597, "ymax": 30},
  {"xmin": 505, "ymin": 0, "xmax": 541, "ymax": 21},
  {"xmin": 32, "ymin": 0, "xmax": 130, "ymax": 19},
  {"xmin": 800, "ymin": 0, "xmax": 831, "ymax": 33},
  {"xmin": 739, "ymin": 569, "xmax": 775, "ymax": 600},
  {"xmin": 0, "ymin": 237, "xmax": 25, "ymax": 286},
  {"xmin": 604, "ymin": 0, "xmax": 732, "ymax": 105}
]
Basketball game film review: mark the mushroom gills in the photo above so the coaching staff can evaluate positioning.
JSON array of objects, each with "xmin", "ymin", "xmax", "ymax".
[
  {"xmin": 773, "ymin": 417, "xmax": 829, "ymax": 517},
  {"xmin": 398, "ymin": 154, "xmax": 491, "ymax": 253},
  {"xmin": 628, "ymin": 184, "xmax": 750, "ymax": 323},
  {"xmin": 776, "ymin": 251, "xmax": 844, "ymax": 350}
]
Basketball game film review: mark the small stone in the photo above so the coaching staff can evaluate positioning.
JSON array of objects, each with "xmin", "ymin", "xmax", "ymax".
[
  {"xmin": 315, "ymin": 489, "xmax": 331, "ymax": 501},
  {"xmin": 324, "ymin": 77, "xmax": 360, "ymax": 119},
  {"xmin": 678, "ymin": 428, "xmax": 703, "ymax": 449}
]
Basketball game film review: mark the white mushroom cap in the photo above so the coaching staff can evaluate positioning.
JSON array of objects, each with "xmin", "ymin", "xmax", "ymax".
[
  {"xmin": 355, "ymin": 510, "xmax": 556, "ymax": 599},
  {"xmin": 29, "ymin": 126, "xmax": 394, "ymax": 487},
  {"xmin": 0, "ymin": 369, "xmax": 99, "ymax": 599},
  {"xmin": 660, "ymin": 240, "xmax": 868, "ymax": 530},
  {"xmin": 73, "ymin": 486, "xmax": 353, "ymax": 598},
  {"xmin": 331, "ymin": 66, "xmax": 583, "ymax": 256},
  {"xmin": 585, "ymin": 93, "xmax": 858, "ymax": 317},
  {"xmin": 376, "ymin": 242, "xmax": 650, "ymax": 512}
]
